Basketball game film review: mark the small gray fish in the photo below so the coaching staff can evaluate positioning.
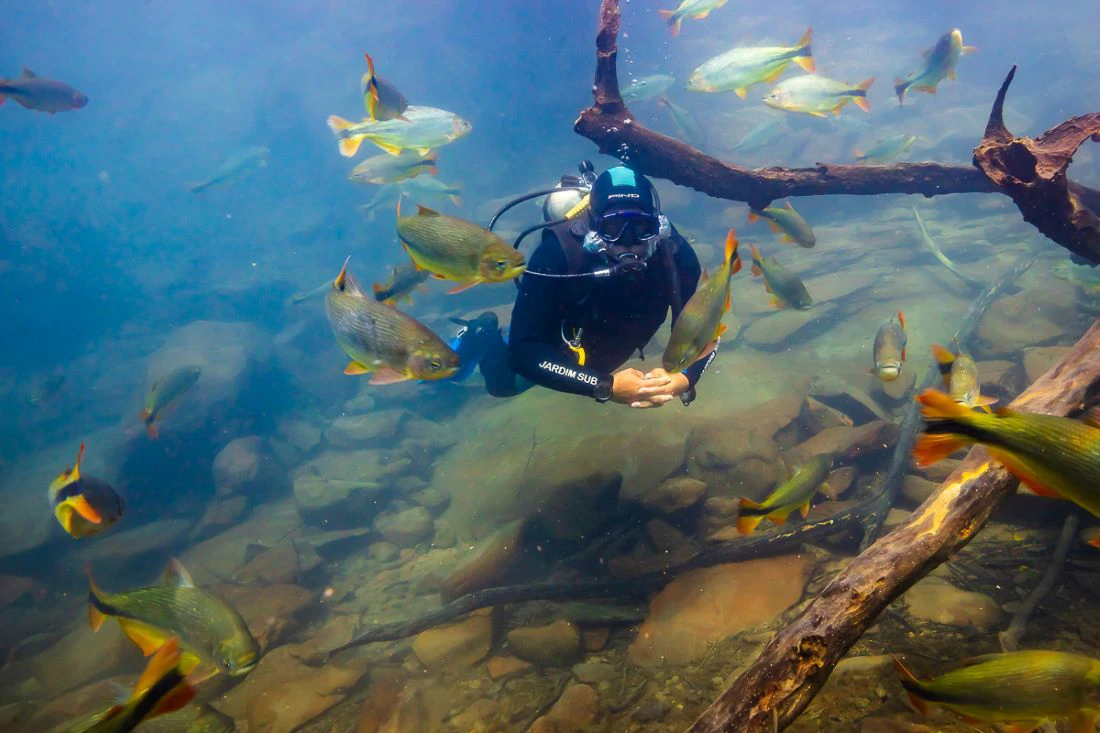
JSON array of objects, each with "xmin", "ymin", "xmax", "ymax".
[
  {"xmin": 657, "ymin": 96, "xmax": 706, "ymax": 148},
  {"xmin": 188, "ymin": 147, "xmax": 269, "ymax": 193},
  {"xmin": 621, "ymin": 74, "xmax": 676, "ymax": 102},
  {"xmin": 372, "ymin": 262, "xmax": 430, "ymax": 305},
  {"xmin": 870, "ymin": 310, "xmax": 907, "ymax": 382}
]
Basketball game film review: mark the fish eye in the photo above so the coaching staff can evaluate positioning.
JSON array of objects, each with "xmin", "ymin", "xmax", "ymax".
[
  {"xmin": 430, "ymin": 359, "xmax": 442, "ymax": 370},
  {"xmin": 495, "ymin": 259, "xmax": 508, "ymax": 270}
]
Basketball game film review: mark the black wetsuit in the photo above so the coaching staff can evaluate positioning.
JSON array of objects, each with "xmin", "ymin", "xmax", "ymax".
[{"xmin": 478, "ymin": 224, "xmax": 719, "ymax": 400}]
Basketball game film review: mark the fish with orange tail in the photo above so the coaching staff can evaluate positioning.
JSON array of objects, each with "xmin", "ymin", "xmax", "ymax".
[
  {"xmin": 913, "ymin": 388, "xmax": 1100, "ymax": 541},
  {"xmin": 892, "ymin": 651, "xmax": 1100, "ymax": 732},
  {"xmin": 748, "ymin": 244, "xmax": 813, "ymax": 309},
  {"xmin": 66, "ymin": 637, "xmax": 196, "ymax": 733},
  {"xmin": 930, "ymin": 341, "xmax": 997, "ymax": 411},
  {"xmin": 662, "ymin": 229, "xmax": 741, "ymax": 371},
  {"xmin": 140, "ymin": 366, "xmax": 201, "ymax": 439},
  {"xmin": 49, "ymin": 443, "xmax": 124, "ymax": 539},
  {"xmin": 658, "ymin": 0, "xmax": 728, "ymax": 37},
  {"xmin": 870, "ymin": 311, "xmax": 907, "ymax": 382},
  {"xmin": 361, "ymin": 52, "xmax": 409, "ymax": 122},
  {"xmin": 736, "ymin": 453, "xmax": 838, "ymax": 534}
]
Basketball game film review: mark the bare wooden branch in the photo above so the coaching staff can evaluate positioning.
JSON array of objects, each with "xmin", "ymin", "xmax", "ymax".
[
  {"xmin": 684, "ymin": 321, "xmax": 1100, "ymax": 733},
  {"xmin": 575, "ymin": 0, "xmax": 1100, "ymax": 262}
]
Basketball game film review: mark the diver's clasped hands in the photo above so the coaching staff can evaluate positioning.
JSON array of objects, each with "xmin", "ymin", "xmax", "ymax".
[{"xmin": 611, "ymin": 368, "xmax": 691, "ymax": 409}]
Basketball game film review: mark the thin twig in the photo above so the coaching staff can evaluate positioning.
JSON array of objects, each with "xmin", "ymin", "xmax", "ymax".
[{"xmin": 999, "ymin": 514, "xmax": 1080, "ymax": 652}]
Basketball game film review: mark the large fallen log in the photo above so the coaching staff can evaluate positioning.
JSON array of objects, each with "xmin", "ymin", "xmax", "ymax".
[
  {"xmin": 685, "ymin": 320, "xmax": 1100, "ymax": 733},
  {"xmin": 575, "ymin": 0, "xmax": 1100, "ymax": 263}
]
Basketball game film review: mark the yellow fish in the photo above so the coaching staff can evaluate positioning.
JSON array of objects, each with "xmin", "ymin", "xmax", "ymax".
[{"xmin": 49, "ymin": 443, "xmax": 124, "ymax": 539}]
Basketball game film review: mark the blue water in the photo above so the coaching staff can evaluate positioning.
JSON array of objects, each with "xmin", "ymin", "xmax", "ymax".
[{"xmin": 2, "ymin": 0, "xmax": 1099, "ymax": 731}]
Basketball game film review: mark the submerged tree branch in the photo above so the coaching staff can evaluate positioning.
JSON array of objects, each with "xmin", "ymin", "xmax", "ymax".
[
  {"xmin": 684, "ymin": 321, "xmax": 1100, "ymax": 733},
  {"xmin": 575, "ymin": 0, "xmax": 1100, "ymax": 262}
]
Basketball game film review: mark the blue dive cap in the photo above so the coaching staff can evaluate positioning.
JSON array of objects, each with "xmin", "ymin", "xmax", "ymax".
[{"xmin": 590, "ymin": 166, "xmax": 656, "ymax": 217}]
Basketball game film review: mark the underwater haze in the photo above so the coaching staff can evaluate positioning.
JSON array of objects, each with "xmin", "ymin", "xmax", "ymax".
[{"xmin": 2, "ymin": 0, "xmax": 1100, "ymax": 731}]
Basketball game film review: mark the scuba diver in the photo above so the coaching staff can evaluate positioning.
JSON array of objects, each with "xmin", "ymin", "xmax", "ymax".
[{"xmin": 451, "ymin": 163, "xmax": 718, "ymax": 408}]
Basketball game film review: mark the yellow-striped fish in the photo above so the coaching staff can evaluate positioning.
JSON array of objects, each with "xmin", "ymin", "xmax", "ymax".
[
  {"xmin": 88, "ymin": 560, "xmax": 260, "ymax": 682},
  {"xmin": 396, "ymin": 204, "xmax": 526, "ymax": 293},
  {"xmin": 49, "ymin": 443, "xmax": 124, "ymax": 539},
  {"xmin": 687, "ymin": 29, "xmax": 814, "ymax": 99},
  {"xmin": 326, "ymin": 106, "xmax": 472, "ymax": 158},
  {"xmin": 360, "ymin": 52, "xmax": 408, "ymax": 122},
  {"xmin": 763, "ymin": 74, "xmax": 874, "ymax": 117},
  {"xmin": 69, "ymin": 637, "xmax": 196, "ymax": 733},
  {"xmin": 749, "ymin": 244, "xmax": 813, "ymax": 309},
  {"xmin": 737, "ymin": 454, "xmax": 836, "ymax": 534},
  {"xmin": 658, "ymin": 0, "xmax": 728, "ymax": 36},
  {"xmin": 930, "ymin": 342, "xmax": 997, "ymax": 411},
  {"xmin": 895, "ymin": 29, "xmax": 975, "ymax": 105},
  {"xmin": 325, "ymin": 258, "xmax": 459, "ymax": 383},
  {"xmin": 913, "ymin": 388, "xmax": 1100, "ymax": 536},
  {"xmin": 747, "ymin": 201, "xmax": 815, "ymax": 248},
  {"xmin": 663, "ymin": 229, "xmax": 741, "ymax": 371},
  {"xmin": 894, "ymin": 651, "xmax": 1100, "ymax": 731}
]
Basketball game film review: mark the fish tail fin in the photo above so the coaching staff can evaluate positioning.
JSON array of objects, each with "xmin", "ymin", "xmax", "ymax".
[
  {"xmin": 793, "ymin": 27, "xmax": 815, "ymax": 72},
  {"xmin": 736, "ymin": 513, "xmax": 765, "ymax": 535},
  {"xmin": 87, "ymin": 567, "xmax": 108, "ymax": 631},
  {"xmin": 913, "ymin": 388, "xmax": 974, "ymax": 466},
  {"xmin": 747, "ymin": 209, "xmax": 760, "ymax": 223},
  {"xmin": 891, "ymin": 655, "xmax": 929, "ymax": 716},
  {"xmin": 930, "ymin": 343, "xmax": 955, "ymax": 386},
  {"xmin": 724, "ymin": 229, "xmax": 740, "ymax": 273},
  {"xmin": 146, "ymin": 422, "xmax": 159, "ymax": 440},
  {"xmin": 326, "ymin": 116, "xmax": 362, "ymax": 157},
  {"xmin": 658, "ymin": 9, "xmax": 682, "ymax": 36},
  {"xmin": 138, "ymin": 638, "xmax": 197, "ymax": 719},
  {"xmin": 749, "ymin": 243, "xmax": 764, "ymax": 276},
  {"xmin": 852, "ymin": 78, "xmax": 874, "ymax": 112},
  {"xmin": 894, "ymin": 78, "xmax": 908, "ymax": 106}
]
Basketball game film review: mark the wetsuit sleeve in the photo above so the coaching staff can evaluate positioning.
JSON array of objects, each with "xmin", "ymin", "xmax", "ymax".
[
  {"xmin": 508, "ymin": 234, "xmax": 614, "ymax": 398},
  {"xmin": 669, "ymin": 230, "xmax": 719, "ymax": 390}
]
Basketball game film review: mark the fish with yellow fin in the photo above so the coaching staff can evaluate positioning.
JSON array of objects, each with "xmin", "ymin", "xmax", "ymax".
[
  {"xmin": 763, "ymin": 74, "xmax": 874, "ymax": 117},
  {"xmin": 893, "ymin": 651, "xmax": 1100, "ymax": 732},
  {"xmin": 913, "ymin": 388, "xmax": 1100, "ymax": 540},
  {"xmin": 326, "ymin": 106, "xmax": 472, "ymax": 158},
  {"xmin": 930, "ymin": 341, "xmax": 998, "ymax": 411},
  {"xmin": 360, "ymin": 52, "xmax": 408, "ymax": 122},
  {"xmin": 748, "ymin": 244, "xmax": 813, "ymax": 309},
  {"xmin": 657, "ymin": 0, "xmax": 727, "ymax": 36},
  {"xmin": 140, "ymin": 366, "xmax": 201, "ymax": 440},
  {"xmin": 870, "ymin": 311, "xmax": 907, "ymax": 382},
  {"xmin": 88, "ymin": 559, "xmax": 260, "ymax": 682},
  {"xmin": 49, "ymin": 443, "xmax": 124, "ymax": 539},
  {"xmin": 68, "ymin": 637, "xmax": 196, "ymax": 733},
  {"xmin": 687, "ymin": 28, "xmax": 814, "ymax": 98},
  {"xmin": 894, "ymin": 29, "xmax": 975, "ymax": 105},
  {"xmin": 737, "ymin": 454, "xmax": 837, "ymax": 534},
  {"xmin": 663, "ymin": 229, "xmax": 741, "ymax": 371},
  {"xmin": 747, "ymin": 201, "xmax": 815, "ymax": 248},
  {"xmin": 325, "ymin": 258, "xmax": 459, "ymax": 384},
  {"xmin": 396, "ymin": 203, "xmax": 526, "ymax": 293}
]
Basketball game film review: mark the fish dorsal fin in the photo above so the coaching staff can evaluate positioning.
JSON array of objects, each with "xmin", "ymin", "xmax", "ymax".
[
  {"xmin": 334, "ymin": 255, "xmax": 351, "ymax": 291},
  {"xmin": 417, "ymin": 205, "xmax": 440, "ymax": 217},
  {"xmin": 162, "ymin": 558, "xmax": 195, "ymax": 588},
  {"xmin": 22, "ymin": 67, "xmax": 37, "ymax": 78}
]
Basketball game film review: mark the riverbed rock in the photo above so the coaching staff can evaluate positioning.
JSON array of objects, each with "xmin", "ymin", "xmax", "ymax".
[
  {"xmin": 902, "ymin": 577, "xmax": 1000, "ymax": 629},
  {"xmin": 639, "ymin": 477, "xmax": 708, "ymax": 515},
  {"xmin": 487, "ymin": 655, "xmax": 534, "ymax": 680},
  {"xmin": 293, "ymin": 448, "xmax": 410, "ymax": 527},
  {"xmin": 507, "ymin": 620, "xmax": 582, "ymax": 667},
  {"xmin": 628, "ymin": 554, "xmax": 811, "ymax": 666},
  {"xmin": 785, "ymin": 420, "xmax": 898, "ymax": 466},
  {"xmin": 547, "ymin": 683, "xmax": 599, "ymax": 728},
  {"xmin": 975, "ymin": 289, "xmax": 1076, "ymax": 358},
  {"xmin": 441, "ymin": 519, "xmax": 531, "ymax": 600},
  {"xmin": 1022, "ymin": 345, "xmax": 1072, "ymax": 384},
  {"xmin": 374, "ymin": 507, "xmax": 435, "ymax": 548},
  {"xmin": 900, "ymin": 474, "xmax": 938, "ymax": 506},
  {"xmin": 326, "ymin": 409, "xmax": 408, "ymax": 450},
  {"xmin": 411, "ymin": 610, "xmax": 494, "ymax": 672},
  {"xmin": 685, "ymin": 425, "xmax": 786, "ymax": 501},
  {"xmin": 213, "ymin": 436, "xmax": 288, "ymax": 500}
]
